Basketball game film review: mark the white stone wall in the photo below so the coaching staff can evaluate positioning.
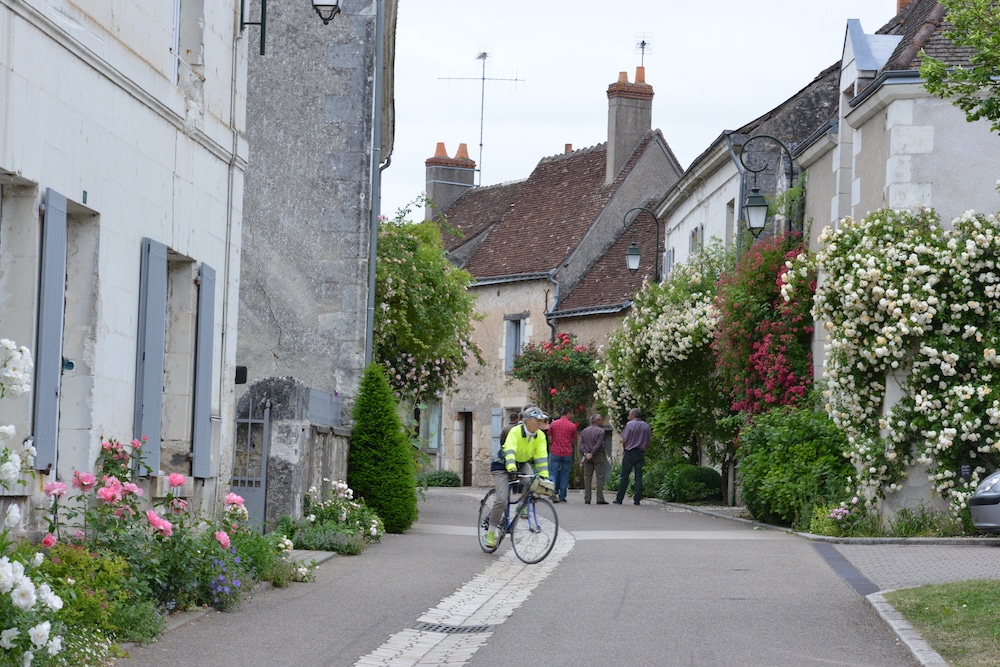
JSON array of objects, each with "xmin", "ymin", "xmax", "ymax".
[{"xmin": 0, "ymin": 0, "xmax": 247, "ymax": 522}]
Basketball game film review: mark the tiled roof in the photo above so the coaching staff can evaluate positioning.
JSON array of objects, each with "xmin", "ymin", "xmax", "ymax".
[
  {"xmin": 552, "ymin": 208, "xmax": 660, "ymax": 314},
  {"xmin": 879, "ymin": 0, "xmax": 975, "ymax": 71},
  {"xmin": 444, "ymin": 131, "xmax": 669, "ymax": 280},
  {"xmin": 438, "ymin": 180, "xmax": 525, "ymax": 254}
]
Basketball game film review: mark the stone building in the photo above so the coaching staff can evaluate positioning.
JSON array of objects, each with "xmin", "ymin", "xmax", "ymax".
[
  {"xmin": 235, "ymin": 0, "xmax": 397, "ymax": 525},
  {"xmin": 428, "ymin": 67, "xmax": 683, "ymax": 485}
]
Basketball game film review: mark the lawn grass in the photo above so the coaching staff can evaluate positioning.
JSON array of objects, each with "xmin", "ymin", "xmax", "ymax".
[{"xmin": 884, "ymin": 579, "xmax": 1000, "ymax": 667}]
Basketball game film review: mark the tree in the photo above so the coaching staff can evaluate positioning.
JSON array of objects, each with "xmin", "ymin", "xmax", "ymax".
[
  {"xmin": 510, "ymin": 332, "xmax": 599, "ymax": 421},
  {"xmin": 347, "ymin": 365, "xmax": 418, "ymax": 533},
  {"xmin": 375, "ymin": 202, "xmax": 482, "ymax": 403},
  {"xmin": 921, "ymin": 0, "xmax": 1000, "ymax": 133}
]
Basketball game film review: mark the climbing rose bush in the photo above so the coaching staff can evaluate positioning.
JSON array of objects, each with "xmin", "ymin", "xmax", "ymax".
[
  {"xmin": 713, "ymin": 234, "xmax": 814, "ymax": 414},
  {"xmin": 784, "ymin": 206, "xmax": 1000, "ymax": 511},
  {"xmin": 597, "ymin": 239, "xmax": 732, "ymax": 430},
  {"xmin": 511, "ymin": 332, "xmax": 598, "ymax": 420}
]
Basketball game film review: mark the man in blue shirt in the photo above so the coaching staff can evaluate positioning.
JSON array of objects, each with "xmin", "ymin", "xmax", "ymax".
[{"xmin": 613, "ymin": 408, "xmax": 651, "ymax": 505}]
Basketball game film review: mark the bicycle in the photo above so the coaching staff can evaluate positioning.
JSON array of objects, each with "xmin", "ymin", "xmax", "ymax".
[{"xmin": 477, "ymin": 473, "xmax": 559, "ymax": 564}]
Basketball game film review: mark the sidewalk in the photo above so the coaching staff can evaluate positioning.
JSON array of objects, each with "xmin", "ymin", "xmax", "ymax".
[{"xmin": 677, "ymin": 502, "xmax": 1000, "ymax": 667}]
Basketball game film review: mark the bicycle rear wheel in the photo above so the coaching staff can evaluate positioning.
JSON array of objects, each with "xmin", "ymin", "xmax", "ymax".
[
  {"xmin": 478, "ymin": 489, "xmax": 500, "ymax": 553},
  {"xmin": 510, "ymin": 495, "xmax": 558, "ymax": 564}
]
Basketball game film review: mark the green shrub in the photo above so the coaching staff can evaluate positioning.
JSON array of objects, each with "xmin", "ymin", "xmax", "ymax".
[
  {"xmin": 417, "ymin": 469, "xmax": 461, "ymax": 487},
  {"xmin": 348, "ymin": 364, "xmax": 418, "ymax": 533},
  {"xmin": 26, "ymin": 541, "xmax": 164, "ymax": 644},
  {"xmin": 808, "ymin": 500, "xmax": 882, "ymax": 537},
  {"xmin": 888, "ymin": 504, "xmax": 964, "ymax": 537},
  {"xmin": 291, "ymin": 523, "xmax": 366, "ymax": 554},
  {"xmin": 737, "ymin": 400, "xmax": 853, "ymax": 530},
  {"xmin": 660, "ymin": 464, "xmax": 723, "ymax": 503}
]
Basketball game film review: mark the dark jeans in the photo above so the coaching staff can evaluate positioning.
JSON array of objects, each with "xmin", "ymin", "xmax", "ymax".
[
  {"xmin": 615, "ymin": 448, "xmax": 645, "ymax": 503},
  {"xmin": 549, "ymin": 455, "xmax": 573, "ymax": 500}
]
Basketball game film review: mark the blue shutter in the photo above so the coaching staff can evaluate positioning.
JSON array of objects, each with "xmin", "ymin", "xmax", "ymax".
[
  {"xmin": 191, "ymin": 263, "xmax": 215, "ymax": 478},
  {"xmin": 32, "ymin": 189, "xmax": 68, "ymax": 473},
  {"xmin": 490, "ymin": 406, "xmax": 503, "ymax": 459},
  {"xmin": 134, "ymin": 238, "xmax": 167, "ymax": 475}
]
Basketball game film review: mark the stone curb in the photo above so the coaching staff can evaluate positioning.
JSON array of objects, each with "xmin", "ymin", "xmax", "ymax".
[{"xmin": 670, "ymin": 503, "xmax": 955, "ymax": 666}]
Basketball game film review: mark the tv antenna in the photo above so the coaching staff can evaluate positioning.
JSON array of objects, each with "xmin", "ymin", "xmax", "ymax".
[
  {"xmin": 635, "ymin": 33, "xmax": 653, "ymax": 66},
  {"xmin": 440, "ymin": 52, "xmax": 523, "ymax": 186}
]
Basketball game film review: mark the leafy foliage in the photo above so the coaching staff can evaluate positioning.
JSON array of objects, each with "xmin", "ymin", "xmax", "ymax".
[
  {"xmin": 416, "ymin": 470, "xmax": 461, "ymax": 487},
  {"xmin": 511, "ymin": 332, "xmax": 599, "ymax": 420},
  {"xmin": 713, "ymin": 233, "xmax": 814, "ymax": 414},
  {"xmin": 596, "ymin": 239, "xmax": 734, "ymax": 432},
  {"xmin": 736, "ymin": 398, "xmax": 854, "ymax": 530},
  {"xmin": 658, "ymin": 464, "xmax": 723, "ymax": 503},
  {"xmin": 347, "ymin": 365, "xmax": 418, "ymax": 533},
  {"xmin": 375, "ymin": 203, "xmax": 483, "ymax": 402},
  {"xmin": 921, "ymin": 0, "xmax": 1000, "ymax": 133}
]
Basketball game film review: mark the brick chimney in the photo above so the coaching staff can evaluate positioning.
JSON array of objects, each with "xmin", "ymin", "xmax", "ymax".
[
  {"xmin": 897, "ymin": 0, "xmax": 913, "ymax": 12},
  {"xmin": 424, "ymin": 142, "xmax": 476, "ymax": 220},
  {"xmin": 606, "ymin": 67, "xmax": 654, "ymax": 185}
]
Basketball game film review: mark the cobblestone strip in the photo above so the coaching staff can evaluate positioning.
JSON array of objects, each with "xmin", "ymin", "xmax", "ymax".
[{"xmin": 352, "ymin": 529, "xmax": 576, "ymax": 666}]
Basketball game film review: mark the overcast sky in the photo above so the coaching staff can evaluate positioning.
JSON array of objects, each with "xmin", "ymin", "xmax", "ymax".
[{"xmin": 379, "ymin": 1, "xmax": 897, "ymax": 219}]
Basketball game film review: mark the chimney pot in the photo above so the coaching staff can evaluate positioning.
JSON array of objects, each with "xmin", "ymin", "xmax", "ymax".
[
  {"xmin": 897, "ymin": 0, "xmax": 913, "ymax": 11},
  {"xmin": 455, "ymin": 143, "xmax": 470, "ymax": 160},
  {"xmin": 635, "ymin": 66, "xmax": 645, "ymax": 84},
  {"xmin": 433, "ymin": 142, "xmax": 448, "ymax": 158},
  {"xmin": 618, "ymin": 71, "xmax": 629, "ymax": 83},
  {"xmin": 565, "ymin": 143, "xmax": 573, "ymax": 153}
]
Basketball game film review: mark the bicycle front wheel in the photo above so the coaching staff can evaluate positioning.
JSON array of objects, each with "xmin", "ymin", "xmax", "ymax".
[
  {"xmin": 478, "ymin": 489, "xmax": 499, "ymax": 553},
  {"xmin": 510, "ymin": 496, "xmax": 558, "ymax": 564}
]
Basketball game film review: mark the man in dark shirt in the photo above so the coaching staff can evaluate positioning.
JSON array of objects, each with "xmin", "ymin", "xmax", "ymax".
[
  {"xmin": 614, "ymin": 408, "xmax": 651, "ymax": 505},
  {"xmin": 578, "ymin": 414, "xmax": 608, "ymax": 504}
]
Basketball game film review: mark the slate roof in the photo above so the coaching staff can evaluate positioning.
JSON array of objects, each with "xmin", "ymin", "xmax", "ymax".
[
  {"xmin": 442, "ymin": 130, "xmax": 676, "ymax": 281},
  {"xmin": 878, "ymin": 0, "xmax": 975, "ymax": 71}
]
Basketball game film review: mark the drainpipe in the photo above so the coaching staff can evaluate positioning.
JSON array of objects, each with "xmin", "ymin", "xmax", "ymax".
[
  {"xmin": 364, "ymin": 0, "xmax": 386, "ymax": 368},
  {"xmin": 546, "ymin": 270, "xmax": 559, "ymax": 343}
]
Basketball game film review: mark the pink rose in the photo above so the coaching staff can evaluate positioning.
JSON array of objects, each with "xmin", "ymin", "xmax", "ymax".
[
  {"xmin": 214, "ymin": 531, "xmax": 231, "ymax": 549},
  {"xmin": 225, "ymin": 493, "xmax": 245, "ymax": 508},
  {"xmin": 122, "ymin": 482, "xmax": 144, "ymax": 497},
  {"xmin": 168, "ymin": 472, "xmax": 186, "ymax": 488},
  {"xmin": 72, "ymin": 471, "xmax": 97, "ymax": 491},
  {"xmin": 70, "ymin": 529, "xmax": 86, "ymax": 542},
  {"xmin": 171, "ymin": 498, "xmax": 189, "ymax": 515},
  {"xmin": 43, "ymin": 481, "xmax": 68, "ymax": 498},
  {"xmin": 41, "ymin": 533, "xmax": 56, "ymax": 548}
]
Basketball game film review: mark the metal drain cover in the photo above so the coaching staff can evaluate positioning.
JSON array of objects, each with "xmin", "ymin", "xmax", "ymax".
[{"xmin": 412, "ymin": 622, "xmax": 495, "ymax": 635}]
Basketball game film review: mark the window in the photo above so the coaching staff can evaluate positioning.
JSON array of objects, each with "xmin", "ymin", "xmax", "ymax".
[
  {"xmin": 689, "ymin": 225, "xmax": 704, "ymax": 254},
  {"xmin": 503, "ymin": 313, "xmax": 528, "ymax": 372},
  {"xmin": 663, "ymin": 247, "xmax": 675, "ymax": 279}
]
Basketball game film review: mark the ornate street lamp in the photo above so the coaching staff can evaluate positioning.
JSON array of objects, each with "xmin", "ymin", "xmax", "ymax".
[
  {"xmin": 622, "ymin": 207, "xmax": 663, "ymax": 282},
  {"xmin": 737, "ymin": 133, "xmax": 799, "ymax": 239}
]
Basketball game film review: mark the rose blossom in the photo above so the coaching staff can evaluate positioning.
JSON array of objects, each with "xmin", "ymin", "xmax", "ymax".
[
  {"xmin": 43, "ymin": 481, "xmax": 67, "ymax": 498},
  {"xmin": 168, "ymin": 472, "xmax": 186, "ymax": 488},
  {"xmin": 72, "ymin": 471, "xmax": 97, "ymax": 491},
  {"xmin": 214, "ymin": 531, "xmax": 231, "ymax": 549},
  {"xmin": 40, "ymin": 533, "xmax": 56, "ymax": 548}
]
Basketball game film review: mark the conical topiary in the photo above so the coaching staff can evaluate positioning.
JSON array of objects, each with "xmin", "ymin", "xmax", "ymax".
[{"xmin": 347, "ymin": 364, "xmax": 418, "ymax": 533}]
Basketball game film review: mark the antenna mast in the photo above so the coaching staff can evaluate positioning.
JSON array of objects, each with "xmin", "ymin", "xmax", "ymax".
[
  {"xmin": 635, "ymin": 33, "xmax": 653, "ymax": 66},
  {"xmin": 440, "ymin": 53, "xmax": 523, "ymax": 186}
]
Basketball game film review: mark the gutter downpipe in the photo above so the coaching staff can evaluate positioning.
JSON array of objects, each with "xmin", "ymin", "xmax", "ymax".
[
  {"xmin": 364, "ymin": 0, "xmax": 385, "ymax": 368},
  {"xmin": 546, "ymin": 270, "xmax": 559, "ymax": 343}
]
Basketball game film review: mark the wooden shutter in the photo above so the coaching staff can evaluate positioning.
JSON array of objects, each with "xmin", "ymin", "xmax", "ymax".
[
  {"xmin": 32, "ymin": 189, "xmax": 68, "ymax": 473},
  {"xmin": 191, "ymin": 263, "xmax": 215, "ymax": 478},
  {"xmin": 133, "ymin": 238, "xmax": 167, "ymax": 474}
]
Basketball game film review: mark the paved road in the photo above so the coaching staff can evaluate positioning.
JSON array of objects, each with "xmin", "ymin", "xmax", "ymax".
[{"xmin": 116, "ymin": 488, "xmax": 935, "ymax": 666}]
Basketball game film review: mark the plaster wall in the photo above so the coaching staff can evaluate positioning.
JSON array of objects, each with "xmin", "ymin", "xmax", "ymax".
[
  {"xmin": 0, "ymin": 0, "xmax": 247, "ymax": 521},
  {"xmin": 663, "ymin": 161, "xmax": 740, "ymax": 267}
]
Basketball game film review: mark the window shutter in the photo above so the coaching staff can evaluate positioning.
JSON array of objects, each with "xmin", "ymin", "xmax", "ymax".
[
  {"xmin": 32, "ymin": 189, "xmax": 68, "ymax": 473},
  {"xmin": 134, "ymin": 238, "xmax": 167, "ymax": 474},
  {"xmin": 490, "ymin": 406, "xmax": 503, "ymax": 459},
  {"xmin": 191, "ymin": 263, "xmax": 215, "ymax": 478}
]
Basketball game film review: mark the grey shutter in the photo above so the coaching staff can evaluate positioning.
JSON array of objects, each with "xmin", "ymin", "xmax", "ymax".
[
  {"xmin": 191, "ymin": 263, "xmax": 215, "ymax": 478},
  {"xmin": 134, "ymin": 238, "xmax": 167, "ymax": 475},
  {"xmin": 504, "ymin": 321, "xmax": 516, "ymax": 371},
  {"xmin": 32, "ymin": 189, "xmax": 68, "ymax": 473},
  {"xmin": 490, "ymin": 406, "xmax": 503, "ymax": 459}
]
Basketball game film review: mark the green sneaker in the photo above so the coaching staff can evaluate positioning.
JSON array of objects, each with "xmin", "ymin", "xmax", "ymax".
[
  {"xmin": 518, "ymin": 505, "xmax": 530, "ymax": 519},
  {"xmin": 484, "ymin": 530, "xmax": 497, "ymax": 548}
]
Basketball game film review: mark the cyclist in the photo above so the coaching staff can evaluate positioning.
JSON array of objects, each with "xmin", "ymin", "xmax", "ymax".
[{"xmin": 485, "ymin": 405, "xmax": 550, "ymax": 548}]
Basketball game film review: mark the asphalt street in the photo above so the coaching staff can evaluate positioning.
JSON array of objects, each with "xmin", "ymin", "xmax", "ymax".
[{"xmin": 114, "ymin": 487, "xmax": 1000, "ymax": 666}]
